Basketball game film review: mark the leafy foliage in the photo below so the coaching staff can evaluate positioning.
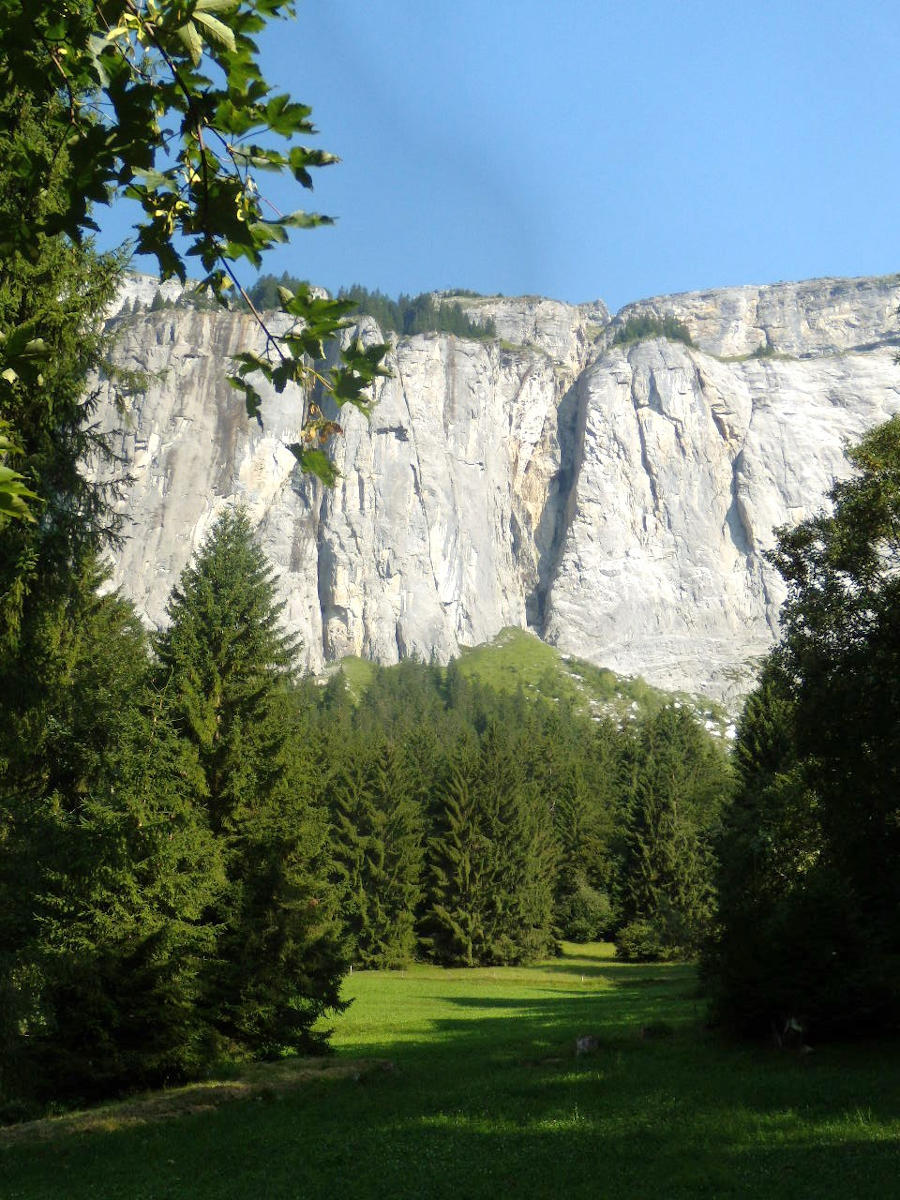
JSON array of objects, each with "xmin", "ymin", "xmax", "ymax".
[
  {"xmin": 0, "ymin": 2, "xmax": 389, "ymax": 513},
  {"xmin": 246, "ymin": 271, "xmax": 311, "ymax": 310},
  {"xmin": 0, "ymin": 420, "xmax": 37, "ymax": 524},
  {"xmin": 0, "ymin": 93, "xmax": 125, "ymax": 637},
  {"xmin": 707, "ymin": 416, "xmax": 900, "ymax": 1038},
  {"xmin": 0, "ymin": 1, "xmax": 390, "ymax": 1116}
]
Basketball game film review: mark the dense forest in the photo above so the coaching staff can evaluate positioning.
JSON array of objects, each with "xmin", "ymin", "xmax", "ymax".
[{"xmin": 0, "ymin": 506, "xmax": 732, "ymax": 1119}]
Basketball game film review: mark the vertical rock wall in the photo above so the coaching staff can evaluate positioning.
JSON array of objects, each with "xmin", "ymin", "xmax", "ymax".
[{"xmin": 99, "ymin": 276, "xmax": 900, "ymax": 698}]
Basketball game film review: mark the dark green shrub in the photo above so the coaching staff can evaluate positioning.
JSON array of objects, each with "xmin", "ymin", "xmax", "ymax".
[
  {"xmin": 558, "ymin": 878, "xmax": 614, "ymax": 943},
  {"xmin": 706, "ymin": 419, "xmax": 900, "ymax": 1039},
  {"xmin": 616, "ymin": 918, "xmax": 674, "ymax": 963}
]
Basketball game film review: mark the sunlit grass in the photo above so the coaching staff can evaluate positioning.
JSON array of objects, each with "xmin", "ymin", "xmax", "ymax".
[
  {"xmin": 335, "ymin": 628, "xmax": 731, "ymax": 729},
  {"xmin": 4, "ymin": 944, "xmax": 900, "ymax": 1199}
]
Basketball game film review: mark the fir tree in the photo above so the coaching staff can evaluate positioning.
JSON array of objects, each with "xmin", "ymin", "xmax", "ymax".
[
  {"xmin": 552, "ymin": 768, "xmax": 616, "ymax": 942},
  {"xmin": 329, "ymin": 736, "xmax": 424, "ymax": 967},
  {"xmin": 424, "ymin": 752, "xmax": 493, "ymax": 966},
  {"xmin": 0, "ymin": 566, "xmax": 222, "ymax": 1111},
  {"xmin": 529, "ymin": 709, "xmax": 620, "ymax": 941},
  {"xmin": 154, "ymin": 508, "xmax": 298, "ymax": 832},
  {"xmin": 476, "ymin": 723, "xmax": 556, "ymax": 963},
  {"xmin": 154, "ymin": 509, "xmax": 347, "ymax": 1057},
  {"xmin": 617, "ymin": 707, "xmax": 731, "ymax": 960},
  {"xmin": 424, "ymin": 726, "xmax": 556, "ymax": 966}
]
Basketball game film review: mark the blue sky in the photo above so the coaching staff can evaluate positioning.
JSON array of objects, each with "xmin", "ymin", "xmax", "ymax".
[{"xmin": 102, "ymin": 0, "xmax": 900, "ymax": 312}]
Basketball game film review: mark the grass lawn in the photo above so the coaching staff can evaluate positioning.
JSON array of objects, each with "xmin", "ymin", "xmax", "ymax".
[{"xmin": 2, "ymin": 944, "xmax": 900, "ymax": 1198}]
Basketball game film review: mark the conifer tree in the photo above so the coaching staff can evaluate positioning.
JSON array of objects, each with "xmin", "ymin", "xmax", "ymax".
[
  {"xmin": 552, "ymin": 768, "xmax": 616, "ymax": 942},
  {"xmin": 528, "ymin": 709, "xmax": 620, "ymax": 942},
  {"xmin": 154, "ymin": 508, "xmax": 298, "ymax": 831},
  {"xmin": 424, "ymin": 726, "xmax": 556, "ymax": 966},
  {"xmin": 329, "ymin": 736, "xmax": 424, "ymax": 967},
  {"xmin": 476, "ymin": 723, "xmax": 556, "ymax": 963},
  {"xmin": 424, "ymin": 753, "xmax": 492, "ymax": 966},
  {"xmin": 617, "ymin": 707, "xmax": 731, "ymax": 960},
  {"xmin": 0, "ymin": 566, "xmax": 222, "ymax": 1111},
  {"xmin": 154, "ymin": 509, "xmax": 347, "ymax": 1057}
]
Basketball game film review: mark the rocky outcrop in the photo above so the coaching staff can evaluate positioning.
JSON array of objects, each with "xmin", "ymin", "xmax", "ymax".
[
  {"xmin": 543, "ymin": 336, "xmax": 900, "ymax": 700},
  {"xmin": 100, "ymin": 298, "xmax": 580, "ymax": 671},
  {"xmin": 99, "ymin": 275, "xmax": 900, "ymax": 702},
  {"xmin": 443, "ymin": 293, "xmax": 609, "ymax": 371},
  {"xmin": 610, "ymin": 275, "xmax": 900, "ymax": 359}
]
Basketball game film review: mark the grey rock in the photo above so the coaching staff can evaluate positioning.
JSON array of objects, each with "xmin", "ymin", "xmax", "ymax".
[
  {"xmin": 542, "ymin": 336, "xmax": 900, "ymax": 703},
  {"xmin": 611, "ymin": 274, "xmax": 900, "ymax": 359},
  {"xmin": 97, "ymin": 275, "xmax": 900, "ymax": 702}
]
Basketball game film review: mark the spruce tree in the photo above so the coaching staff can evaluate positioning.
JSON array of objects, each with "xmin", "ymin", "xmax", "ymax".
[
  {"xmin": 529, "ymin": 709, "xmax": 620, "ymax": 942},
  {"xmin": 154, "ymin": 509, "xmax": 347, "ymax": 1057},
  {"xmin": 424, "ymin": 726, "xmax": 556, "ymax": 966},
  {"xmin": 552, "ymin": 768, "xmax": 616, "ymax": 942},
  {"xmin": 476, "ymin": 723, "xmax": 556, "ymax": 964},
  {"xmin": 154, "ymin": 508, "xmax": 298, "ymax": 831},
  {"xmin": 329, "ymin": 735, "xmax": 424, "ymax": 967},
  {"xmin": 0, "ymin": 566, "xmax": 222, "ymax": 1111},
  {"xmin": 617, "ymin": 707, "xmax": 731, "ymax": 960},
  {"xmin": 424, "ymin": 753, "xmax": 493, "ymax": 966}
]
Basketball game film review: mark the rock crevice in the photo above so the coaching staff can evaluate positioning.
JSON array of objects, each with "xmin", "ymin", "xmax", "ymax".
[{"xmin": 98, "ymin": 275, "xmax": 900, "ymax": 701}]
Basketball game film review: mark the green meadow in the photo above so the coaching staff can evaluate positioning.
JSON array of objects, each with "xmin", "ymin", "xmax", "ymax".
[{"xmin": 3, "ymin": 944, "xmax": 899, "ymax": 1199}]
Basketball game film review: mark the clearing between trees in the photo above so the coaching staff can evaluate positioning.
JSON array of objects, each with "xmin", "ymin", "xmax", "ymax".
[{"xmin": 3, "ymin": 944, "xmax": 899, "ymax": 1199}]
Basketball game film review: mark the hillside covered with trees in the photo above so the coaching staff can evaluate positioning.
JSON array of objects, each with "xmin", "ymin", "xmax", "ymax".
[{"xmin": 0, "ymin": 506, "xmax": 733, "ymax": 1118}]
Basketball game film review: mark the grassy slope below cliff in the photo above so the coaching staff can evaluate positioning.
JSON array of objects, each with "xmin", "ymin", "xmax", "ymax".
[{"xmin": 337, "ymin": 627, "xmax": 734, "ymax": 739}]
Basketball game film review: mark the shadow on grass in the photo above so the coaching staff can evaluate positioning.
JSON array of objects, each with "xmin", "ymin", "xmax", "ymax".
[
  {"xmin": 7, "ymin": 1026, "xmax": 900, "ymax": 1200},
  {"xmin": 338, "ymin": 965, "xmax": 702, "ymax": 1066},
  {"xmin": 5, "ymin": 955, "xmax": 900, "ymax": 1200}
]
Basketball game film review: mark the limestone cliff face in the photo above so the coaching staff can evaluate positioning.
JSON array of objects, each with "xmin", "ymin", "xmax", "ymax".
[
  {"xmin": 101, "ymin": 298, "xmax": 582, "ymax": 673},
  {"xmin": 543, "ymin": 337, "xmax": 900, "ymax": 700},
  {"xmin": 611, "ymin": 275, "xmax": 900, "ymax": 358},
  {"xmin": 100, "ymin": 275, "xmax": 900, "ymax": 700}
]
